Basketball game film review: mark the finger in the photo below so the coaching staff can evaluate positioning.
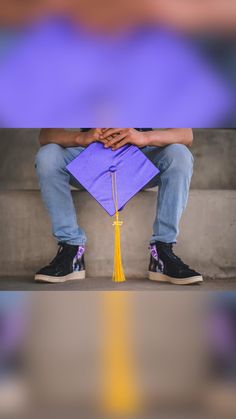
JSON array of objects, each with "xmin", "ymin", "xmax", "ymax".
[
  {"xmin": 104, "ymin": 133, "xmax": 127, "ymax": 147},
  {"xmin": 99, "ymin": 129, "xmax": 111, "ymax": 141},
  {"xmin": 101, "ymin": 128, "xmax": 125, "ymax": 139},
  {"xmin": 100, "ymin": 128, "xmax": 112, "ymax": 136},
  {"xmin": 102, "ymin": 137, "xmax": 115, "ymax": 147},
  {"xmin": 99, "ymin": 138, "xmax": 107, "ymax": 145},
  {"xmin": 112, "ymin": 138, "xmax": 129, "ymax": 150}
]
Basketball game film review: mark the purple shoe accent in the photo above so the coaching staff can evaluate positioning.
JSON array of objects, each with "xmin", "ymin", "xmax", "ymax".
[
  {"xmin": 150, "ymin": 244, "xmax": 164, "ymax": 273},
  {"xmin": 77, "ymin": 245, "xmax": 85, "ymax": 258},
  {"xmin": 72, "ymin": 245, "xmax": 85, "ymax": 272},
  {"xmin": 150, "ymin": 244, "xmax": 158, "ymax": 261}
]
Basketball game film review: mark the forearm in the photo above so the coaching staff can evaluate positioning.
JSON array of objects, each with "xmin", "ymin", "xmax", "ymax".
[
  {"xmin": 150, "ymin": 0, "xmax": 236, "ymax": 32},
  {"xmin": 39, "ymin": 129, "xmax": 83, "ymax": 147},
  {"xmin": 145, "ymin": 129, "xmax": 193, "ymax": 147}
]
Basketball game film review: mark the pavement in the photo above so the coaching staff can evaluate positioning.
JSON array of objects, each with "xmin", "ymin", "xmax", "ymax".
[{"xmin": 1, "ymin": 277, "xmax": 236, "ymax": 291}]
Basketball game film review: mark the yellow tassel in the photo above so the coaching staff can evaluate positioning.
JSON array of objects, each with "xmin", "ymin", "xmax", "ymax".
[
  {"xmin": 112, "ymin": 210, "xmax": 126, "ymax": 282},
  {"xmin": 111, "ymin": 172, "xmax": 126, "ymax": 282}
]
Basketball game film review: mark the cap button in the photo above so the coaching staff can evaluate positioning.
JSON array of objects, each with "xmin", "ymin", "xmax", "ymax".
[{"xmin": 109, "ymin": 165, "xmax": 117, "ymax": 173}]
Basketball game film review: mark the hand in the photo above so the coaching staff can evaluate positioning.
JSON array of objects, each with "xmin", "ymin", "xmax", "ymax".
[
  {"xmin": 76, "ymin": 128, "xmax": 103, "ymax": 147},
  {"xmin": 100, "ymin": 128, "xmax": 149, "ymax": 150}
]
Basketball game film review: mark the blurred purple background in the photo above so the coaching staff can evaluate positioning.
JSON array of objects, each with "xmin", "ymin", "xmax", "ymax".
[{"xmin": 0, "ymin": 18, "xmax": 235, "ymax": 127}]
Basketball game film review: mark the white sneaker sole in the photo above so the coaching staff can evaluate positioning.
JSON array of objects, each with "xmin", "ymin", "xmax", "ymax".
[
  {"xmin": 148, "ymin": 271, "xmax": 203, "ymax": 285},
  {"xmin": 35, "ymin": 270, "xmax": 86, "ymax": 283}
]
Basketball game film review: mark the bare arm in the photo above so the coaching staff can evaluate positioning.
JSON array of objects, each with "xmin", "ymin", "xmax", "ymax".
[
  {"xmin": 145, "ymin": 128, "xmax": 193, "ymax": 147},
  {"xmin": 39, "ymin": 128, "xmax": 103, "ymax": 147},
  {"xmin": 39, "ymin": 129, "xmax": 80, "ymax": 147},
  {"xmin": 1, "ymin": 0, "xmax": 235, "ymax": 33},
  {"xmin": 151, "ymin": 0, "xmax": 236, "ymax": 33}
]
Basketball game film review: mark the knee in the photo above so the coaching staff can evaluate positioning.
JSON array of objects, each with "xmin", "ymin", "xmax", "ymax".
[
  {"xmin": 165, "ymin": 144, "xmax": 193, "ymax": 176},
  {"xmin": 35, "ymin": 144, "xmax": 65, "ymax": 178}
]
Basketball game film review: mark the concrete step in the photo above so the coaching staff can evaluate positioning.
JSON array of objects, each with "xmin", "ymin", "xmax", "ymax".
[
  {"xmin": 0, "ymin": 128, "xmax": 236, "ymax": 190},
  {"xmin": 0, "ymin": 189, "xmax": 235, "ymax": 279},
  {"xmin": 1, "ymin": 276, "xmax": 236, "ymax": 291}
]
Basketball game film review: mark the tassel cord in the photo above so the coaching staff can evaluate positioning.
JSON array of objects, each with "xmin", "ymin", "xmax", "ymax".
[{"xmin": 111, "ymin": 172, "xmax": 126, "ymax": 282}]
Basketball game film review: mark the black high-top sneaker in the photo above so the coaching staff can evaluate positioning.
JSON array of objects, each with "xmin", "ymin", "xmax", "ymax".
[
  {"xmin": 35, "ymin": 243, "xmax": 86, "ymax": 283},
  {"xmin": 148, "ymin": 241, "xmax": 203, "ymax": 285}
]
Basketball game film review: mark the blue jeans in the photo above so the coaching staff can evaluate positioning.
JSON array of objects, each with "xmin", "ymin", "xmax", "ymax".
[{"xmin": 35, "ymin": 143, "xmax": 193, "ymax": 245}]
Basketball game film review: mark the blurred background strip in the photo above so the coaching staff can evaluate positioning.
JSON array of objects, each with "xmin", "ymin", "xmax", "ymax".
[{"xmin": 0, "ymin": 1, "xmax": 235, "ymax": 127}]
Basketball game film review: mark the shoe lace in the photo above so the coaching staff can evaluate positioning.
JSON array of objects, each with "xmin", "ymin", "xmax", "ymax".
[
  {"xmin": 165, "ymin": 245, "xmax": 189, "ymax": 269},
  {"xmin": 49, "ymin": 243, "xmax": 65, "ymax": 265}
]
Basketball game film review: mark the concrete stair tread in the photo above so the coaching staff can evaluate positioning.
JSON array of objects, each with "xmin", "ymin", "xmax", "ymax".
[{"xmin": 0, "ymin": 189, "xmax": 235, "ymax": 279}]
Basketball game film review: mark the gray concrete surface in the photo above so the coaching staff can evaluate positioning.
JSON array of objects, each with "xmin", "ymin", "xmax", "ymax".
[
  {"xmin": 0, "ymin": 129, "xmax": 235, "ymax": 284},
  {"xmin": 0, "ymin": 189, "xmax": 235, "ymax": 279},
  {"xmin": 0, "ymin": 276, "xmax": 236, "ymax": 291},
  {"xmin": 0, "ymin": 129, "xmax": 236, "ymax": 190}
]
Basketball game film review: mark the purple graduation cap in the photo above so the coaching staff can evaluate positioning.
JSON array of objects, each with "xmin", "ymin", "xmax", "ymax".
[
  {"xmin": 66, "ymin": 141, "xmax": 159, "ymax": 216},
  {"xmin": 66, "ymin": 141, "xmax": 159, "ymax": 282}
]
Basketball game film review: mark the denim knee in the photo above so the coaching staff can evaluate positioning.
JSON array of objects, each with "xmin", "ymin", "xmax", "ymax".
[
  {"xmin": 164, "ymin": 144, "xmax": 193, "ymax": 177},
  {"xmin": 35, "ymin": 144, "xmax": 66, "ymax": 178}
]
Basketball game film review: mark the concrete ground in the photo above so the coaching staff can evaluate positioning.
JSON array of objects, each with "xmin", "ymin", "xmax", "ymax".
[{"xmin": 1, "ymin": 276, "xmax": 236, "ymax": 291}]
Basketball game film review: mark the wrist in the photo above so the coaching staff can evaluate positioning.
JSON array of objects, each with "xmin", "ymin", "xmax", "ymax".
[
  {"xmin": 75, "ymin": 132, "xmax": 85, "ymax": 146},
  {"xmin": 144, "ymin": 131, "xmax": 155, "ymax": 147}
]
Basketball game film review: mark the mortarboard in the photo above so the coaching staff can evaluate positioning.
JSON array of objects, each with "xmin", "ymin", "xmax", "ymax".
[{"xmin": 66, "ymin": 141, "xmax": 159, "ymax": 282}]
